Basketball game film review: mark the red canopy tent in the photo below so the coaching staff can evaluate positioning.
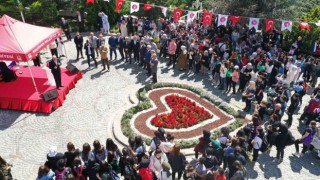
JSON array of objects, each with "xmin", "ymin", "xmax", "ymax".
[
  {"xmin": 0, "ymin": 15, "xmax": 62, "ymax": 61},
  {"xmin": 0, "ymin": 15, "xmax": 62, "ymax": 93}
]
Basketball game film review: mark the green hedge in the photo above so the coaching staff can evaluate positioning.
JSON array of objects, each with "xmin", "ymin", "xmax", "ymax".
[{"xmin": 120, "ymin": 82, "xmax": 244, "ymax": 149}]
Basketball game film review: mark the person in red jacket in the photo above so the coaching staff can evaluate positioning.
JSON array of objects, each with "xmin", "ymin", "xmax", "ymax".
[{"xmin": 138, "ymin": 158, "xmax": 152, "ymax": 180}]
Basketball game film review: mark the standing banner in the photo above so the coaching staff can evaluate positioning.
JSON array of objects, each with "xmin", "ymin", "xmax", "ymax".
[
  {"xmin": 217, "ymin": 14, "xmax": 228, "ymax": 26},
  {"xmin": 281, "ymin": 20, "xmax": 292, "ymax": 32},
  {"xmin": 249, "ymin": 18, "xmax": 259, "ymax": 30},
  {"xmin": 174, "ymin": 8, "xmax": 183, "ymax": 22},
  {"xmin": 130, "ymin": 2, "xmax": 140, "ymax": 14},
  {"xmin": 86, "ymin": 0, "xmax": 94, "ymax": 3},
  {"xmin": 115, "ymin": 0, "xmax": 125, "ymax": 12},
  {"xmin": 144, "ymin": 4, "xmax": 153, "ymax": 11},
  {"xmin": 265, "ymin": 18, "xmax": 275, "ymax": 31},
  {"xmin": 187, "ymin": 11, "xmax": 197, "ymax": 23},
  {"xmin": 202, "ymin": 12, "xmax": 213, "ymax": 26},
  {"xmin": 299, "ymin": 21, "xmax": 310, "ymax": 31},
  {"xmin": 229, "ymin": 16, "xmax": 243, "ymax": 25},
  {"xmin": 161, "ymin": 7, "xmax": 167, "ymax": 17}
]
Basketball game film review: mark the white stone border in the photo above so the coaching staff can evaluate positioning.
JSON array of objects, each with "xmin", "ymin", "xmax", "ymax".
[{"xmin": 130, "ymin": 87, "xmax": 235, "ymax": 140}]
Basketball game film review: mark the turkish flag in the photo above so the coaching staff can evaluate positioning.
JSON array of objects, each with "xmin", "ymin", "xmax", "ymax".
[
  {"xmin": 229, "ymin": 16, "xmax": 242, "ymax": 25},
  {"xmin": 265, "ymin": 18, "xmax": 275, "ymax": 31},
  {"xmin": 174, "ymin": 8, "xmax": 183, "ymax": 22},
  {"xmin": 144, "ymin": 4, "xmax": 153, "ymax": 11},
  {"xmin": 202, "ymin": 12, "xmax": 213, "ymax": 26},
  {"xmin": 299, "ymin": 21, "xmax": 310, "ymax": 31},
  {"xmin": 86, "ymin": 0, "xmax": 94, "ymax": 3},
  {"xmin": 115, "ymin": 0, "xmax": 125, "ymax": 12}
]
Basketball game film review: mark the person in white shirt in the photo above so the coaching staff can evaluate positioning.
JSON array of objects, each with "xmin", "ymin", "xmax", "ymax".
[
  {"xmin": 160, "ymin": 135, "xmax": 175, "ymax": 154},
  {"xmin": 251, "ymin": 127, "xmax": 264, "ymax": 161},
  {"xmin": 149, "ymin": 149, "xmax": 168, "ymax": 179},
  {"xmin": 56, "ymin": 36, "xmax": 65, "ymax": 58},
  {"xmin": 219, "ymin": 61, "xmax": 227, "ymax": 90},
  {"xmin": 49, "ymin": 41, "xmax": 58, "ymax": 57}
]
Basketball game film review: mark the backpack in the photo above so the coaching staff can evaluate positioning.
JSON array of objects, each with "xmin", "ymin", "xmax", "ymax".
[
  {"xmin": 152, "ymin": 137, "xmax": 161, "ymax": 150},
  {"xmin": 73, "ymin": 165, "xmax": 86, "ymax": 180},
  {"xmin": 55, "ymin": 168, "xmax": 69, "ymax": 180},
  {"xmin": 259, "ymin": 136, "xmax": 269, "ymax": 152},
  {"xmin": 123, "ymin": 158, "xmax": 134, "ymax": 179}
]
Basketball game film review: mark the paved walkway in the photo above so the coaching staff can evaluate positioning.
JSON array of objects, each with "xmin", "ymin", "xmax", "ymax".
[{"xmin": 0, "ymin": 35, "xmax": 319, "ymax": 179}]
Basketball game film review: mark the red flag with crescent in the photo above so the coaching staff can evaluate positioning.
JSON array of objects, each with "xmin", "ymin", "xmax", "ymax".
[
  {"xmin": 144, "ymin": 4, "xmax": 153, "ymax": 11},
  {"xmin": 174, "ymin": 8, "xmax": 183, "ymax": 22},
  {"xmin": 115, "ymin": 0, "xmax": 125, "ymax": 12},
  {"xmin": 229, "ymin": 16, "xmax": 242, "ymax": 25},
  {"xmin": 202, "ymin": 12, "xmax": 213, "ymax": 26},
  {"xmin": 86, "ymin": 0, "xmax": 94, "ymax": 3},
  {"xmin": 299, "ymin": 21, "xmax": 310, "ymax": 31},
  {"xmin": 265, "ymin": 18, "xmax": 275, "ymax": 31}
]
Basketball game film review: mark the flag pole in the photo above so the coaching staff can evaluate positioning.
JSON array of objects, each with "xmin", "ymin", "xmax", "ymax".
[{"xmin": 17, "ymin": 0, "xmax": 25, "ymax": 23}]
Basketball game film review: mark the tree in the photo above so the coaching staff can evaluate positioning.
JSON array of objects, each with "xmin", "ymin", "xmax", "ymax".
[
  {"xmin": 77, "ymin": 0, "xmax": 118, "ymax": 31},
  {"xmin": 24, "ymin": 0, "xmax": 58, "ymax": 25},
  {"xmin": 0, "ymin": 0, "xmax": 20, "ymax": 18}
]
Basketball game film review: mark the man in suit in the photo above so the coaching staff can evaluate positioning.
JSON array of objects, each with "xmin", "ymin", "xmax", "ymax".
[
  {"xmin": 108, "ymin": 34, "xmax": 117, "ymax": 60},
  {"xmin": 60, "ymin": 17, "xmax": 71, "ymax": 41},
  {"xmin": 97, "ymin": 32, "xmax": 105, "ymax": 49},
  {"xmin": 74, "ymin": 32, "xmax": 84, "ymax": 61},
  {"xmin": 89, "ymin": 32, "xmax": 98, "ymax": 58},
  {"xmin": 144, "ymin": 45, "xmax": 152, "ymax": 76},
  {"xmin": 132, "ymin": 35, "xmax": 140, "ymax": 63},
  {"xmin": 123, "ymin": 36, "xmax": 133, "ymax": 63},
  {"xmin": 116, "ymin": 33, "xmax": 125, "ymax": 60},
  {"xmin": 48, "ymin": 55, "xmax": 62, "ymax": 89},
  {"xmin": 139, "ymin": 40, "xmax": 147, "ymax": 67},
  {"xmin": 76, "ymin": 11, "xmax": 85, "ymax": 32}
]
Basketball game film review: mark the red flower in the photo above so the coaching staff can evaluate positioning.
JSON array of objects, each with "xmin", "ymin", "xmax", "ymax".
[{"xmin": 151, "ymin": 95, "xmax": 213, "ymax": 129}]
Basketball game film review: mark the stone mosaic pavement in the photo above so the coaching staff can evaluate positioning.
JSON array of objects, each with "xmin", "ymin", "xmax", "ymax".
[{"xmin": 0, "ymin": 34, "xmax": 319, "ymax": 179}]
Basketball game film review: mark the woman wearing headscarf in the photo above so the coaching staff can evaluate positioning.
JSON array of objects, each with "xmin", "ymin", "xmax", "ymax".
[
  {"xmin": 101, "ymin": 12, "xmax": 110, "ymax": 34},
  {"xmin": 177, "ymin": 46, "xmax": 188, "ymax": 70},
  {"xmin": 159, "ymin": 162, "xmax": 172, "ymax": 180}
]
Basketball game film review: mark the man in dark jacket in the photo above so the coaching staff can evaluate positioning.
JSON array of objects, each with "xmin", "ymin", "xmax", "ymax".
[
  {"xmin": 60, "ymin": 17, "xmax": 71, "ymax": 41},
  {"xmin": 74, "ymin": 32, "xmax": 84, "ymax": 60},
  {"xmin": 48, "ymin": 55, "xmax": 62, "ymax": 89},
  {"xmin": 139, "ymin": 40, "xmax": 147, "ymax": 67},
  {"xmin": 116, "ymin": 33, "xmax": 125, "ymax": 60},
  {"xmin": 108, "ymin": 34, "xmax": 117, "ymax": 60},
  {"xmin": 144, "ymin": 45, "xmax": 152, "ymax": 76},
  {"xmin": 132, "ymin": 35, "xmax": 140, "ymax": 63},
  {"xmin": 123, "ymin": 36, "xmax": 133, "ymax": 63}
]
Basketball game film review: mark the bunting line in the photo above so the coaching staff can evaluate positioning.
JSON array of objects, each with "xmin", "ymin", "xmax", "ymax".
[{"xmin": 118, "ymin": 0, "xmax": 320, "ymax": 26}]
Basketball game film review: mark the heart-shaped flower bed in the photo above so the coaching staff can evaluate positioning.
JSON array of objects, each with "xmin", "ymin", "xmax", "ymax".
[{"xmin": 151, "ymin": 95, "xmax": 213, "ymax": 129}]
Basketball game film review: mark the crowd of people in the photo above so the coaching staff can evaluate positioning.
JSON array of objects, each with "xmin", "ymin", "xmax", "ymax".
[{"xmin": 5, "ymin": 10, "xmax": 319, "ymax": 180}]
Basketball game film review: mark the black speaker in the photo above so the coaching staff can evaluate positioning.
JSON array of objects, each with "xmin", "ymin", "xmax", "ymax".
[
  {"xmin": 66, "ymin": 64, "xmax": 79, "ymax": 74},
  {"xmin": 42, "ymin": 89, "xmax": 59, "ymax": 102}
]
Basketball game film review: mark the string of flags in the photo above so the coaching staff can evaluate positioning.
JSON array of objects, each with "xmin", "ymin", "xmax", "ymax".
[{"xmin": 87, "ymin": 0, "xmax": 320, "ymax": 32}]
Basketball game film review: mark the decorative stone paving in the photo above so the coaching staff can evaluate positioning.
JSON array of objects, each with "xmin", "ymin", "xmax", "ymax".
[{"xmin": 0, "ymin": 34, "xmax": 319, "ymax": 179}]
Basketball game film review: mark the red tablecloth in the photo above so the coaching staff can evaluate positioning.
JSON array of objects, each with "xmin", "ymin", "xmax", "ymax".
[{"xmin": 0, "ymin": 66, "xmax": 82, "ymax": 113}]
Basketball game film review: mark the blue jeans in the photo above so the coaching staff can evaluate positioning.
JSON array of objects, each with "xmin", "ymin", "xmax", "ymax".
[{"xmin": 219, "ymin": 77, "xmax": 226, "ymax": 89}]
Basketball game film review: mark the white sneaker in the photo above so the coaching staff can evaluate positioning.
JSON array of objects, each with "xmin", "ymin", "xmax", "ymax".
[{"xmin": 293, "ymin": 152, "xmax": 300, "ymax": 157}]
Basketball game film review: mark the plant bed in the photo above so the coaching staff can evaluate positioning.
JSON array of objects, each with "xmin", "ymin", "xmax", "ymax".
[{"xmin": 120, "ymin": 83, "xmax": 246, "ymax": 148}]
